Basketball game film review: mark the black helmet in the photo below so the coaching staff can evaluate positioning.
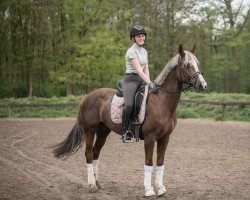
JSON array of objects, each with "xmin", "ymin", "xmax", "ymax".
[{"xmin": 129, "ymin": 25, "xmax": 147, "ymax": 40}]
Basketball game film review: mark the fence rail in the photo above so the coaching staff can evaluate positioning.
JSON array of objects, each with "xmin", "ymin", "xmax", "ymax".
[
  {"xmin": 180, "ymin": 99, "xmax": 250, "ymax": 106},
  {"xmin": 0, "ymin": 99, "xmax": 249, "ymax": 120},
  {"xmin": 0, "ymin": 103, "xmax": 78, "ymax": 118}
]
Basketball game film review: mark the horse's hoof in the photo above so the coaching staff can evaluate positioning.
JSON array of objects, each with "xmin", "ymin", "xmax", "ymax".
[
  {"xmin": 89, "ymin": 184, "xmax": 99, "ymax": 193},
  {"xmin": 96, "ymin": 180, "xmax": 102, "ymax": 189},
  {"xmin": 144, "ymin": 189, "xmax": 156, "ymax": 198},
  {"xmin": 157, "ymin": 185, "xmax": 166, "ymax": 197}
]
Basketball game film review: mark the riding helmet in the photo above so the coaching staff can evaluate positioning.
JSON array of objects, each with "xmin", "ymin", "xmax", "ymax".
[{"xmin": 129, "ymin": 25, "xmax": 147, "ymax": 40}]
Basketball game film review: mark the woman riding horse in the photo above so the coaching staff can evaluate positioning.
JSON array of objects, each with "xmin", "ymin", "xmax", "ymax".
[
  {"xmin": 122, "ymin": 25, "xmax": 158, "ymax": 142},
  {"xmin": 53, "ymin": 44, "xmax": 207, "ymax": 197}
]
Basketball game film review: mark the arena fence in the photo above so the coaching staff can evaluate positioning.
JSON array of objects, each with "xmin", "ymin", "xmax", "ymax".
[
  {"xmin": 179, "ymin": 99, "xmax": 250, "ymax": 120},
  {"xmin": 0, "ymin": 100, "xmax": 249, "ymax": 120}
]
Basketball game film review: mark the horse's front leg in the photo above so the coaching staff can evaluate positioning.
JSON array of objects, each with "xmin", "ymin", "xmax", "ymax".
[
  {"xmin": 155, "ymin": 135, "xmax": 169, "ymax": 196},
  {"xmin": 144, "ymin": 137, "xmax": 156, "ymax": 197}
]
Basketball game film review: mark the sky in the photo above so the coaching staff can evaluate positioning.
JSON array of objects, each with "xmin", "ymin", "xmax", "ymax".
[{"xmin": 234, "ymin": 0, "xmax": 250, "ymax": 7}]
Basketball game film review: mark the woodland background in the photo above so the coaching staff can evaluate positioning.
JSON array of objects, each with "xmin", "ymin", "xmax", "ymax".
[{"xmin": 0, "ymin": 0, "xmax": 249, "ymax": 98}]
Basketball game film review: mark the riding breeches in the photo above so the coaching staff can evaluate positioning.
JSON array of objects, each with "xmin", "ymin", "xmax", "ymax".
[{"xmin": 122, "ymin": 73, "xmax": 144, "ymax": 117}]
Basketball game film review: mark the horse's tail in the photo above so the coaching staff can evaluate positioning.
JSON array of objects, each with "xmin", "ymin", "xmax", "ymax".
[{"xmin": 53, "ymin": 99, "xmax": 86, "ymax": 159}]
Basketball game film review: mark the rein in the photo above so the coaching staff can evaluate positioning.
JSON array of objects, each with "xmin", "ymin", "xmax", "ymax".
[{"xmin": 158, "ymin": 83, "xmax": 191, "ymax": 93}]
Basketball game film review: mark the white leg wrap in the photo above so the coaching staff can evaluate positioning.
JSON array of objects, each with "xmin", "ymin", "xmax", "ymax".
[
  {"xmin": 155, "ymin": 165, "xmax": 166, "ymax": 196},
  {"xmin": 144, "ymin": 165, "xmax": 156, "ymax": 196},
  {"xmin": 93, "ymin": 159, "xmax": 99, "ymax": 180},
  {"xmin": 155, "ymin": 165, "xmax": 164, "ymax": 187},
  {"xmin": 87, "ymin": 164, "xmax": 96, "ymax": 185}
]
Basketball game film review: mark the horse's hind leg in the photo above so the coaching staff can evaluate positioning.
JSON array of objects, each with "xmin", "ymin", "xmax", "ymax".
[
  {"xmin": 92, "ymin": 123, "xmax": 111, "ymax": 189},
  {"xmin": 85, "ymin": 131, "xmax": 99, "ymax": 193}
]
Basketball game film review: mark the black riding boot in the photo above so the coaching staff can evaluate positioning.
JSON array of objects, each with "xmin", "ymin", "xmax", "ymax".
[{"xmin": 121, "ymin": 109, "xmax": 133, "ymax": 142}]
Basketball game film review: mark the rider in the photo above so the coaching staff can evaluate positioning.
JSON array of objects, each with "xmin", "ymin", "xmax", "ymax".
[{"xmin": 122, "ymin": 25, "xmax": 159, "ymax": 142}]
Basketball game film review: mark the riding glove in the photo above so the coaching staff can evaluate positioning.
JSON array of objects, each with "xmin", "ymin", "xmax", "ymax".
[{"xmin": 149, "ymin": 82, "xmax": 159, "ymax": 93}]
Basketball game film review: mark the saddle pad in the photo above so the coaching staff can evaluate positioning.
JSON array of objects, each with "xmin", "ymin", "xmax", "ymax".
[{"xmin": 111, "ymin": 85, "xmax": 149, "ymax": 124}]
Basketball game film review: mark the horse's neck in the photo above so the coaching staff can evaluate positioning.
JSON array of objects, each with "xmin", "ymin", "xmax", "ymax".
[
  {"xmin": 158, "ymin": 68, "xmax": 182, "ymax": 111},
  {"xmin": 162, "ymin": 67, "xmax": 182, "ymax": 92}
]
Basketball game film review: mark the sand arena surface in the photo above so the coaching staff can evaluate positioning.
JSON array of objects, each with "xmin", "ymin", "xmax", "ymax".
[{"xmin": 0, "ymin": 118, "xmax": 249, "ymax": 200}]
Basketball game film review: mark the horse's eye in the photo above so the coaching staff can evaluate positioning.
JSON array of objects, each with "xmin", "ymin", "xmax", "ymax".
[{"xmin": 186, "ymin": 63, "xmax": 192, "ymax": 68}]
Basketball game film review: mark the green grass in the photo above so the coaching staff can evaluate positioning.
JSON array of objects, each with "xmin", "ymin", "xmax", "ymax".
[
  {"xmin": 0, "ymin": 92, "xmax": 249, "ymax": 122},
  {"xmin": 176, "ymin": 102, "xmax": 250, "ymax": 122},
  {"xmin": 0, "ymin": 106, "xmax": 77, "ymax": 118},
  {"xmin": 177, "ymin": 91, "xmax": 250, "ymax": 122},
  {"xmin": 0, "ymin": 95, "xmax": 82, "ymax": 118},
  {"xmin": 0, "ymin": 95, "xmax": 82, "ymax": 105},
  {"xmin": 181, "ymin": 91, "xmax": 250, "ymax": 100}
]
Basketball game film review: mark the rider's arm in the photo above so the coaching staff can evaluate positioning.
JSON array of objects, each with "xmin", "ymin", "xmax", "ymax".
[
  {"xmin": 130, "ymin": 58, "xmax": 151, "ymax": 84},
  {"xmin": 143, "ymin": 63, "xmax": 150, "ymax": 79}
]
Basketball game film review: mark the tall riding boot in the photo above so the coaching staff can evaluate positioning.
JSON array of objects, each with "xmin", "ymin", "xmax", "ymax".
[{"xmin": 121, "ymin": 109, "xmax": 132, "ymax": 142}]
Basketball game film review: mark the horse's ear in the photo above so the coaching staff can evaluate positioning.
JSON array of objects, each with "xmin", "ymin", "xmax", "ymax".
[
  {"xmin": 191, "ymin": 44, "xmax": 196, "ymax": 54},
  {"xmin": 178, "ymin": 44, "xmax": 185, "ymax": 58}
]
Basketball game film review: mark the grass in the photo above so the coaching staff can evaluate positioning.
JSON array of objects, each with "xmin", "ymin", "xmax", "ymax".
[
  {"xmin": 0, "ymin": 95, "xmax": 81, "ymax": 118},
  {"xmin": 0, "ymin": 106, "xmax": 77, "ymax": 118},
  {"xmin": 0, "ymin": 92, "xmax": 249, "ymax": 122},
  {"xmin": 181, "ymin": 91, "xmax": 250, "ymax": 101},
  {"xmin": 177, "ymin": 102, "xmax": 250, "ymax": 122},
  {"xmin": 177, "ymin": 91, "xmax": 250, "ymax": 122}
]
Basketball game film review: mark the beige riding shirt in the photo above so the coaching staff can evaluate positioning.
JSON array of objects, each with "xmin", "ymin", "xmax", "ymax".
[{"xmin": 125, "ymin": 43, "xmax": 148, "ymax": 74}]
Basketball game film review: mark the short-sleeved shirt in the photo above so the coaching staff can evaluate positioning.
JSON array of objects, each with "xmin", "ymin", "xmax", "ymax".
[{"xmin": 125, "ymin": 43, "xmax": 148, "ymax": 74}]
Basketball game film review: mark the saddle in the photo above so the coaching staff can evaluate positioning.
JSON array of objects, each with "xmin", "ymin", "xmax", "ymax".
[{"xmin": 111, "ymin": 80, "xmax": 149, "ymax": 141}]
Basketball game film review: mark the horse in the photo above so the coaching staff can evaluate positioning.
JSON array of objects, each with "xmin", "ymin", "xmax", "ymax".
[{"xmin": 53, "ymin": 44, "xmax": 207, "ymax": 197}]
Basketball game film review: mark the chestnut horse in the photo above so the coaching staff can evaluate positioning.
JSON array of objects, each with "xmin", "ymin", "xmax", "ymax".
[{"xmin": 53, "ymin": 44, "xmax": 207, "ymax": 197}]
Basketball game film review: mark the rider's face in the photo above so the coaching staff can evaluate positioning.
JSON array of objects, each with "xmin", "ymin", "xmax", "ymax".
[{"xmin": 134, "ymin": 34, "xmax": 145, "ymax": 45}]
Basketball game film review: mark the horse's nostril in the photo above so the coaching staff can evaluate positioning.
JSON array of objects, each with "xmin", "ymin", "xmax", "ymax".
[{"xmin": 198, "ymin": 84, "xmax": 206, "ymax": 92}]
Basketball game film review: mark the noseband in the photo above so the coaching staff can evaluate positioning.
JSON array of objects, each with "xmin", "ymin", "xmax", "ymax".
[
  {"xmin": 158, "ymin": 62, "xmax": 202, "ymax": 93},
  {"xmin": 180, "ymin": 63, "xmax": 202, "ymax": 87}
]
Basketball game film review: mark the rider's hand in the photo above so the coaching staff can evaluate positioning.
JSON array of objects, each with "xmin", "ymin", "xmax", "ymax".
[{"xmin": 149, "ymin": 82, "xmax": 159, "ymax": 93}]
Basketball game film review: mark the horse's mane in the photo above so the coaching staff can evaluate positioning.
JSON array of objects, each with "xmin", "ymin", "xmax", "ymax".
[
  {"xmin": 154, "ymin": 54, "xmax": 179, "ymax": 86},
  {"xmin": 154, "ymin": 51, "xmax": 193, "ymax": 86}
]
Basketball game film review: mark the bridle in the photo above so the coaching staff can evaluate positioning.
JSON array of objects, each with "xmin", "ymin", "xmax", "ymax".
[{"xmin": 158, "ymin": 60, "xmax": 202, "ymax": 94}]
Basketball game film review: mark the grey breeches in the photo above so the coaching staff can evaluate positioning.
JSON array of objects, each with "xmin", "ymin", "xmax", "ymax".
[{"xmin": 122, "ymin": 74, "xmax": 144, "ymax": 116}]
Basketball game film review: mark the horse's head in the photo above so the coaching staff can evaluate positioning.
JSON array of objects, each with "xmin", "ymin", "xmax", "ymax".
[{"xmin": 177, "ymin": 44, "xmax": 207, "ymax": 92}]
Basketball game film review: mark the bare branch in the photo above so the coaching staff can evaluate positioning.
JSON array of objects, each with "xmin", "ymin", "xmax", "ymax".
[
  {"xmin": 235, "ymin": 8, "xmax": 250, "ymax": 36},
  {"xmin": 234, "ymin": 0, "xmax": 244, "ymax": 20}
]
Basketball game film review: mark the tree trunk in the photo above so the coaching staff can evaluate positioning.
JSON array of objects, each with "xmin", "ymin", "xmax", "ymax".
[
  {"xmin": 28, "ymin": 66, "xmax": 33, "ymax": 97},
  {"xmin": 223, "ymin": 0, "xmax": 239, "ymax": 92},
  {"xmin": 66, "ymin": 82, "xmax": 73, "ymax": 96},
  {"xmin": 11, "ymin": 63, "xmax": 17, "ymax": 98}
]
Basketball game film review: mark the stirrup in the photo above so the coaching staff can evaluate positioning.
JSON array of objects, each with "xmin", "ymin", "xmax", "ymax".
[{"xmin": 121, "ymin": 131, "xmax": 136, "ymax": 143}]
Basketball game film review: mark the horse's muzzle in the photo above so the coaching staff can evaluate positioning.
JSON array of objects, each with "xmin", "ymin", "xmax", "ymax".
[{"xmin": 195, "ymin": 79, "xmax": 207, "ymax": 92}]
